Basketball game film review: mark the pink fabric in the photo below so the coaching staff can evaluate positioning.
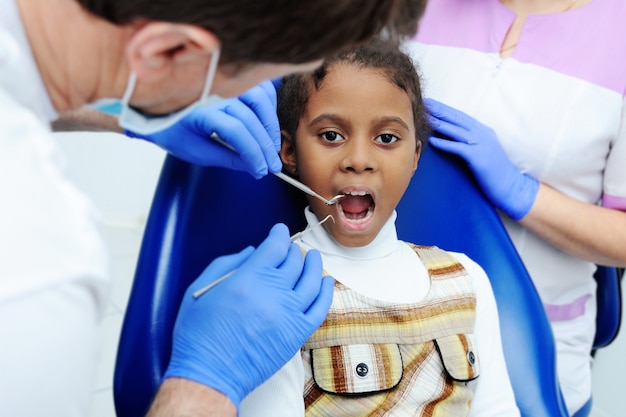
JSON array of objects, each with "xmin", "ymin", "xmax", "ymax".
[
  {"xmin": 414, "ymin": 0, "xmax": 626, "ymax": 95},
  {"xmin": 602, "ymin": 194, "xmax": 626, "ymax": 211},
  {"xmin": 544, "ymin": 294, "xmax": 592, "ymax": 322}
]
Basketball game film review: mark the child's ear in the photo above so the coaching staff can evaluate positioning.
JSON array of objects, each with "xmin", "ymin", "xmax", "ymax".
[
  {"xmin": 279, "ymin": 130, "xmax": 298, "ymax": 175},
  {"xmin": 412, "ymin": 141, "xmax": 422, "ymax": 175}
]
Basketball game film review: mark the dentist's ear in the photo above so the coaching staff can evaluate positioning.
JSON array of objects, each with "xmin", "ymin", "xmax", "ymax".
[{"xmin": 126, "ymin": 22, "xmax": 220, "ymax": 82}]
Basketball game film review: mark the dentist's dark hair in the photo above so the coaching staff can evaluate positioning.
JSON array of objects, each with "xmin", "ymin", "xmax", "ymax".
[{"xmin": 75, "ymin": 0, "xmax": 427, "ymax": 65}]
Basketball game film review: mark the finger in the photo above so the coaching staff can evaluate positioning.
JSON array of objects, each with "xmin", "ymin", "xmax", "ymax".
[
  {"xmin": 195, "ymin": 106, "xmax": 269, "ymax": 177},
  {"xmin": 224, "ymin": 102, "xmax": 282, "ymax": 175},
  {"xmin": 171, "ymin": 98, "xmax": 278, "ymax": 176},
  {"xmin": 424, "ymin": 97, "xmax": 460, "ymax": 119},
  {"xmin": 221, "ymin": 127, "xmax": 275, "ymax": 178},
  {"xmin": 188, "ymin": 246, "xmax": 255, "ymax": 293},
  {"xmin": 245, "ymin": 223, "xmax": 293, "ymax": 270},
  {"xmin": 292, "ymin": 249, "xmax": 324, "ymax": 304},
  {"xmin": 428, "ymin": 117, "xmax": 476, "ymax": 145},
  {"xmin": 255, "ymin": 82, "xmax": 281, "ymax": 154},
  {"xmin": 238, "ymin": 85, "xmax": 281, "ymax": 159},
  {"xmin": 429, "ymin": 136, "xmax": 472, "ymax": 158},
  {"xmin": 238, "ymin": 82, "xmax": 280, "ymax": 147},
  {"xmin": 424, "ymin": 98, "xmax": 475, "ymax": 131},
  {"xmin": 271, "ymin": 77, "xmax": 283, "ymax": 90},
  {"xmin": 425, "ymin": 112, "xmax": 439, "ymax": 126},
  {"xmin": 275, "ymin": 243, "xmax": 306, "ymax": 289},
  {"xmin": 302, "ymin": 275, "xmax": 334, "ymax": 327},
  {"xmin": 256, "ymin": 80, "xmax": 278, "ymax": 109}
]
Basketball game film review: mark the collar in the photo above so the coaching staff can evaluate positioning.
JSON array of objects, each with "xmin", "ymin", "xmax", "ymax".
[{"xmin": 297, "ymin": 207, "xmax": 399, "ymax": 260}]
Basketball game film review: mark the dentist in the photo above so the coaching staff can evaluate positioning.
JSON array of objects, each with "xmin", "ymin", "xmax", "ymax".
[{"xmin": 0, "ymin": 0, "xmax": 424, "ymax": 416}]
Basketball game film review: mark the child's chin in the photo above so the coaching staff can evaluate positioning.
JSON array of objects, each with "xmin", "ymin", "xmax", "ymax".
[
  {"xmin": 332, "ymin": 215, "xmax": 378, "ymax": 247},
  {"xmin": 332, "ymin": 231, "xmax": 377, "ymax": 247}
]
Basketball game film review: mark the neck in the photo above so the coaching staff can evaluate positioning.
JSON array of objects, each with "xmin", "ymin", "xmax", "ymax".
[{"xmin": 16, "ymin": 0, "xmax": 131, "ymax": 112}]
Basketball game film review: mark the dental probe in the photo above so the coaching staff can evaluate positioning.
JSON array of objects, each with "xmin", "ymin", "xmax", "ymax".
[
  {"xmin": 210, "ymin": 132, "xmax": 343, "ymax": 205},
  {"xmin": 192, "ymin": 214, "xmax": 334, "ymax": 299}
]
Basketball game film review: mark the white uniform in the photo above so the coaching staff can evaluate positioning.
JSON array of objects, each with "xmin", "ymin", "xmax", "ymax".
[
  {"xmin": 405, "ymin": 0, "xmax": 626, "ymax": 412},
  {"xmin": 240, "ymin": 209, "xmax": 519, "ymax": 417},
  {"xmin": 0, "ymin": 1, "xmax": 109, "ymax": 416}
]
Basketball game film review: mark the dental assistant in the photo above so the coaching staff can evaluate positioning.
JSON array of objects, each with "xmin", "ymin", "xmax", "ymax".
[
  {"xmin": 406, "ymin": 0, "xmax": 626, "ymax": 412},
  {"xmin": 0, "ymin": 0, "xmax": 423, "ymax": 416}
]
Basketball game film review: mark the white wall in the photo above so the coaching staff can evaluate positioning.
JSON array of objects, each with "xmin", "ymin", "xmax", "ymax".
[{"xmin": 53, "ymin": 131, "xmax": 165, "ymax": 229}]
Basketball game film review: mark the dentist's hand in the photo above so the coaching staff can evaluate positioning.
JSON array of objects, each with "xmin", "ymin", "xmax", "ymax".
[
  {"xmin": 125, "ymin": 81, "xmax": 282, "ymax": 179},
  {"xmin": 426, "ymin": 98, "xmax": 539, "ymax": 220},
  {"xmin": 164, "ymin": 223, "xmax": 334, "ymax": 409}
]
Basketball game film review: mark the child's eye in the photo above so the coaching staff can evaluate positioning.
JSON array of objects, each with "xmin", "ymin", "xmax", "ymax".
[
  {"xmin": 320, "ymin": 131, "xmax": 344, "ymax": 142},
  {"xmin": 376, "ymin": 133, "xmax": 399, "ymax": 144}
]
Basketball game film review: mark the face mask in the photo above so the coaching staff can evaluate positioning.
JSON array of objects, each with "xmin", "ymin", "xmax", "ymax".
[{"xmin": 90, "ymin": 48, "xmax": 224, "ymax": 135}]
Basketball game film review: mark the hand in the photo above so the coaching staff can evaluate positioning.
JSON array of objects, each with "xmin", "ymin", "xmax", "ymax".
[
  {"xmin": 426, "ymin": 98, "xmax": 539, "ymax": 220},
  {"xmin": 126, "ymin": 81, "xmax": 282, "ymax": 179},
  {"xmin": 164, "ymin": 223, "xmax": 334, "ymax": 408}
]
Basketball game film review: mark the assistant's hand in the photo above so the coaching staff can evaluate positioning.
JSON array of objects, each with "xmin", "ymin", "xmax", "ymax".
[
  {"xmin": 426, "ymin": 98, "xmax": 539, "ymax": 220},
  {"xmin": 164, "ymin": 223, "xmax": 334, "ymax": 409},
  {"xmin": 125, "ymin": 81, "xmax": 282, "ymax": 179}
]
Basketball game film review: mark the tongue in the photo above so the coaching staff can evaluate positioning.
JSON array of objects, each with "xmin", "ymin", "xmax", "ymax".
[{"xmin": 340, "ymin": 194, "xmax": 372, "ymax": 214}]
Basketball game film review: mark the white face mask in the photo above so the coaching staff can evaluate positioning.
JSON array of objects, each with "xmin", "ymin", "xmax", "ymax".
[{"xmin": 91, "ymin": 48, "xmax": 224, "ymax": 135}]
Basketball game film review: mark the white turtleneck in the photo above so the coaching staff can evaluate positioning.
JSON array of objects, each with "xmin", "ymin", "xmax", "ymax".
[{"xmin": 293, "ymin": 208, "xmax": 430, "ymax": 303}]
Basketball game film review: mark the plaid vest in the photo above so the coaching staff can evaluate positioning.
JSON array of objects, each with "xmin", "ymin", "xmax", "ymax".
[{"xmin": 303, "ymin": 244, "xmax": 479, "ymax": 417}]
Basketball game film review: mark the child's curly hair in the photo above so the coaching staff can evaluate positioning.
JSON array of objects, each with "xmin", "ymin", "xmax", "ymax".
[{"xmin": 277, "ymin": 37, "xmax": 430, "ymax": 149}]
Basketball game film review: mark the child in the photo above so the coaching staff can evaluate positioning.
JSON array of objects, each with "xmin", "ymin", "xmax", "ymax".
[{"xmin": 239, "ymin": 39, "xmax": 520, "ymax": 417}]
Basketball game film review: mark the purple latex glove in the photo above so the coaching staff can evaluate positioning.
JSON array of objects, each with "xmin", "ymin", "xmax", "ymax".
[
  {"xmin": 126, "ymin": 81, "xmax": 282, "ymax": 179},
  {"xmin": 426, "ymin": 98, "xmax": 539, "ymax": 220},
  {"xmin": 164, "ymin": 223, "xmax": 334, "ymax": 409}
]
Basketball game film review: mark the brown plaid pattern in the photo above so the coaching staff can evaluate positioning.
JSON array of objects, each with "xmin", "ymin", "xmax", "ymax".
[{"xmin": 303, "ymin": 244, "xmax": 479, "ymax": 416}]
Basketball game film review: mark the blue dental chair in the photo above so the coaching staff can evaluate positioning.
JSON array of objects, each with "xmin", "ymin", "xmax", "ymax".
[
  {"xmin": 593, "ymin": 265, "xmax": 622, "ymax": 350},
  {"xmin": 115, "ymin": 144, "xmax": 594, "ymax": 417}
]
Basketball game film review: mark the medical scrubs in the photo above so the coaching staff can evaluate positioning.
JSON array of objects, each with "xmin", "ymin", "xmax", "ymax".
[
  {"xmin": 0, "ymin": 1, "xmax": 109, "ymax": 416},
  {"xmin": 405, "ymin": 0, "xmax": 626, "ymax": 412}
]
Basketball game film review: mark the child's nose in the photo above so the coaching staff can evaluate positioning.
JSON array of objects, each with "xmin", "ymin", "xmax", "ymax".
[{"xmin": 340, "ymin": 140, "xmax": 378, "ymax": 173}]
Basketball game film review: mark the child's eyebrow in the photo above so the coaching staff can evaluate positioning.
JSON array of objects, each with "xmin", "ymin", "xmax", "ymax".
[
  {"xmin": 309, "ymin": 113, "xmax": 344, "ymax": 127},
  {"xmin": 375, "ymin": 116, "xmax": 410, "ymax": 130},
  {"xmin": 308, "ymin": 114, "xmax": 410, "ymax": 131}
]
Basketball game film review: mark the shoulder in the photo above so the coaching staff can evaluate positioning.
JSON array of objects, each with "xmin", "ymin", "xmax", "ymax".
[
  {"xmin": 447, "ymin": 251, "xmax": 487, "ymax": 277},
  {"xmin": 406, "ymin": 245, "xmax": 493, "ymax": 296},
  {"xmin": 0, "ymin": 87, "xmax": 108, "ymax": 300},
  {"xmin": 0, "ymin": 87, "xmax": 52, "ymax": 151},
  {"xmin": 408, "ymin": 244, "xmax": 487, "ymax": 279},
  {"xmin": 413, "ymin": 0, "xmax": 495, "ymax": 48},
  {"xmin": 445, "ymin": 251, "xmax": 497, "ymax": 307},
  {"xmin": 419, "ymin": 0, "xmax": 490, "ymax": 22}
]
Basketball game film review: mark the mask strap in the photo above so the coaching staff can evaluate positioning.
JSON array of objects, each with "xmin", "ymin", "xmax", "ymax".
[
  {"xmin": 121, "ymin": 47, "xmax": 218, "ymax": 109},
  {"xmin": 200, "ymin": 48, "xmax": 221, "ymax": 100},
  {"xmin": 121, "ymin": 72, "xmax": 138, "ymax": 106}
]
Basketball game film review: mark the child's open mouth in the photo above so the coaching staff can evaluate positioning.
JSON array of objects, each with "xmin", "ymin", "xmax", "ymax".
[{"xmin": 337, "ymin": 190, "xmax": 375, "ymax": 229}]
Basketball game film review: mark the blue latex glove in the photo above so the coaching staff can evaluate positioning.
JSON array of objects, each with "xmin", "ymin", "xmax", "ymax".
[
  {"xmin": 125, "ymin": 81, "xmax": 282, "ymax": 179},
  {"xmin": 426, "ymin": 98, "xmax": 539, "ymax": 221},
  {"xmin": 164, "ymin": 223, "xmax": 334, "ymax": 408}
]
